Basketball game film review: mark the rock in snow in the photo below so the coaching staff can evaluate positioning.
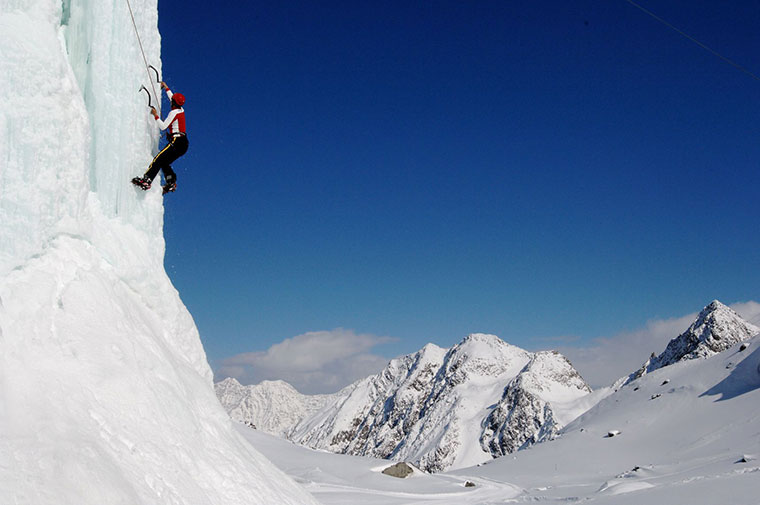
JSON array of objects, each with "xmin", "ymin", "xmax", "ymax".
[
  {"xmin": 0, "ymin": 2, "xmax": 318, "ymax": 504},
  {"xmin": 218, "ymin": 334, "xmax": 593, "ymax": 472},
  {"xmin": 381, "ymin": 462, "xmax": 416, "ymax": 478}
]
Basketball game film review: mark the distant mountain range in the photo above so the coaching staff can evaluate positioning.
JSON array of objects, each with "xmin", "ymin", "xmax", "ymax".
[{"xmin": 216, "ymin": 300, "xmax": 759, "ymax": 472}]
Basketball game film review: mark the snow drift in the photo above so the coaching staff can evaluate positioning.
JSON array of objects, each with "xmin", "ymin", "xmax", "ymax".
[{"xmin": 0, "ymin": 2, "xmax": 318, "ymax": 504}]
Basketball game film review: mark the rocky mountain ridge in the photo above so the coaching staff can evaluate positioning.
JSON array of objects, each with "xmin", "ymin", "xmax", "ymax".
[
  {"xmin": 627, "ymin": 300, "xmax": 759, "ymax": 384},
  {"xmin": 480, "ymin": 350, "xmax": 591, "ymax": 456},
  {"xmin": 217, "ymin": 333, "xmax": 592, "ymax": 472},
  {"xmin": 217, "ymin": 300, "xmax": 759, "ymax": 473}
]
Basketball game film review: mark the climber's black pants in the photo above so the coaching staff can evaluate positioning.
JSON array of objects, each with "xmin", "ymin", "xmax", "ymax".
[{"xmin": 145, "ymin": 134, "xmax": 188, "ymax": 184}]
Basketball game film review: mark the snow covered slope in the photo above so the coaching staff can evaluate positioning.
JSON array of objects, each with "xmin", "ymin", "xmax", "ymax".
[
  {"xmin": 452, "ymin": 334, "xmax": 760, "ymax": 504},
  {"xmin": 0, "ymin": 2, "xmax": 318, "ymax": 504},
  {"xmin": 627, "ymin": 300, "xmax": 759, "ymax": 383},
  {"xmin": 237, "ymin": 424, "xmax": 525, "ymax": 505},
  {"xmin": 220, "ymin": 334, "xmax": 593, "ymax": 472}
]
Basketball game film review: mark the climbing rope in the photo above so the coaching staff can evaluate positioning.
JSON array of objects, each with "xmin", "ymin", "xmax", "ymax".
[
  {"xmin": 622, "ymin": 0, "xmax": 760, "ymax": 83},
  {"xmin": 125, "ymin": 0, "xmax": 161, "ymax": 113}
]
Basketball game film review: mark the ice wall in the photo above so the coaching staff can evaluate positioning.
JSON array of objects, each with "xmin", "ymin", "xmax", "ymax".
[
  {"xmin": 62, "ymin": 0, "xmax": 163, "ymax": 222},
  {"xmin": 0, "ymin": 0, "xmax": 91, "ymax": 274},
  {"xmin": 0, "ymin": 2, "xmax": 320, "ymax": 504},
  {"xmin": 0, "ymin": 0, "xmax": 166, "ymax": 278}
]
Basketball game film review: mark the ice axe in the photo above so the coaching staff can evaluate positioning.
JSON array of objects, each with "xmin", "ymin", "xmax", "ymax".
[
  {"xmin": 139, "ymin": 85, "xmax": 154, "ymax": 109},
  {"xmin": 148, "ymin": 64, "xmax": 161, "ymax": 84},
  {"xmin": 139, "ymin": 64, "xmax": 162, "ymax": 111}
]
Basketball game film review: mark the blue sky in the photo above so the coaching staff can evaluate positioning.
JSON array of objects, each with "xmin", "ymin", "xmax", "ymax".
[{"xmin": 154, "ymin": 0, "xmax": 760, "ymax": 392}]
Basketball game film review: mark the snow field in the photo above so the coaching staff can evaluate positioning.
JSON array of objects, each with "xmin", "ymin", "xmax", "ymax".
[{"xmin": 239, "ymin": 425, "xmax": 523, "ymax": 505}]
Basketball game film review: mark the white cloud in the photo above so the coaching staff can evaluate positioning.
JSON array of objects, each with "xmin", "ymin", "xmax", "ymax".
[
  {"xmin": 731, "ymin": 300, "xmax": 760, "ymax": 327},
  {"xmin": 216, "ymin": 329, "xmax": 395, "ymax": 394},
  {"xmin": 556, "ymin": 313, "xmax": 695, "ymax": 388},
  {"xmin": 557, "ymin": 300, "xmax": 760, "ymax": 389}
]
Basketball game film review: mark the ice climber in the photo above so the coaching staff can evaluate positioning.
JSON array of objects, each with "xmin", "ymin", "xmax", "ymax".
[{"xmin": 131, "ymin": 81, "xmax": 188, "ymax": 194}]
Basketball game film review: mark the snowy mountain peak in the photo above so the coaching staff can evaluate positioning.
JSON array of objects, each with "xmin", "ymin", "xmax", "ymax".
[
  {"xmin": 628, "ymin": 300, "xmax": 760, "ymax": 383},
  {"xmin": 218, "ymin": 376, "xmax": 243, "ymax": 388},
  {"xmin": 480, "ymin": 349, "xmax": 591, "ymax": 456},
  {"xmin": 462, "ymin": 332, "xmax": 502, "ymax": 344},
  {"xmin": 215, "ymin": 378, "xmax": 339, "ymax": 437},
  {"xmin": 443, "ymin": 333, "xmax": 531, "ymax": 381},
  {"xmin": 422, "ymin": 341, "xmax": 445, "ymax": 352},
  {"xmin": 704, "ymin": 299, "xmax": 728, "ymax": 312},
  {"xmin": 411, "ymin": 341, "xmax": 448, "ymax": 364},
  {"xmin": 693, "ymin": 300, "xmax": 750, "ymax": 336},
  {"xmin": 456, "ymin": 333, "xmax": 522, "ymax": 355},
  {"xmin": 518, "ymin": 351, "xmax": 592, "ymax": 400}
]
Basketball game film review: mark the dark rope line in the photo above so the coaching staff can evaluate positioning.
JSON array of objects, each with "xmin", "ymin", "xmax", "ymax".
[
  {"xmin": 125, "ymin": 0, "xmax": 161, "ymax": 113},
  {"xmin": 623, "ymin": 0, "xmax": 760, "ymax": 83}
]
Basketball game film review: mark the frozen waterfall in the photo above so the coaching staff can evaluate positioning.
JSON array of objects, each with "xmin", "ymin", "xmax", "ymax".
[{"xmin": 0, "ymin": 1, "xmax": 319, "ymax": 504}]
